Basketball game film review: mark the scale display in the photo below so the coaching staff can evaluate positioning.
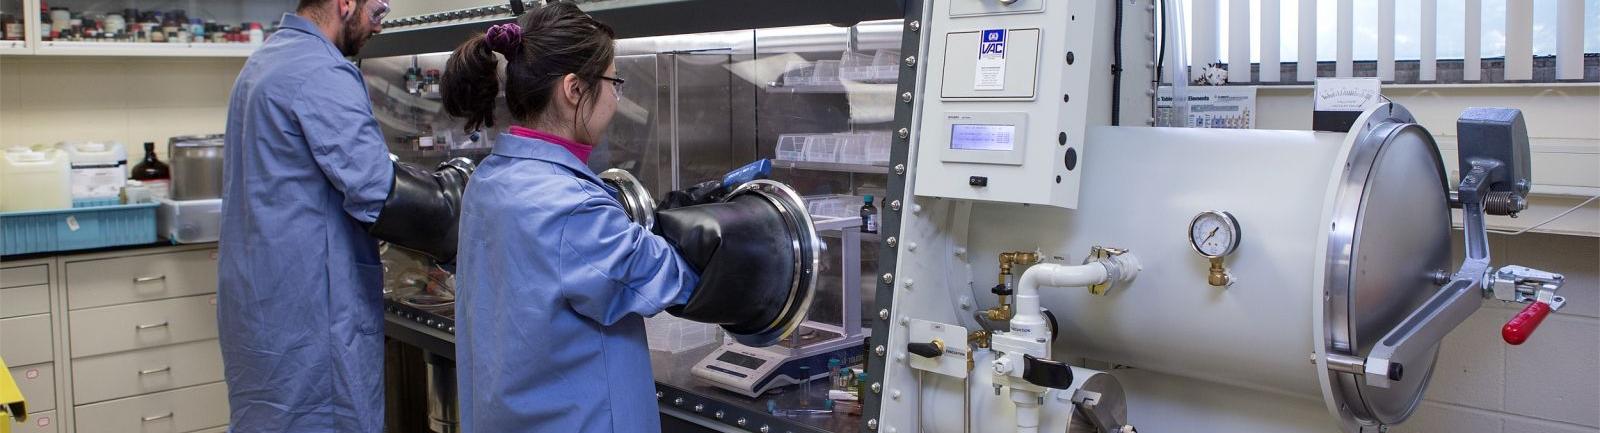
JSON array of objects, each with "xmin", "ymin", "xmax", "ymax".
[{"xmin": 950, "ymin": 124, "xmax": 1017, "ymax": 151}]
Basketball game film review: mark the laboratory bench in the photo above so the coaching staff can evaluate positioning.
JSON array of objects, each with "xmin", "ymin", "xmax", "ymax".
[{"xmin": 382, "ymin": 300, "xmax": 862, "ymax": 433}]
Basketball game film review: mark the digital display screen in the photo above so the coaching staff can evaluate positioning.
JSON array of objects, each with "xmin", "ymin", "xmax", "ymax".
[
  {"xmin": 950, "ymin": 124, "xmax": 1016, "ymax": 151},
  {"xmin": 717, "ymin": 352, "xmax": 766, "ymax": 370}
]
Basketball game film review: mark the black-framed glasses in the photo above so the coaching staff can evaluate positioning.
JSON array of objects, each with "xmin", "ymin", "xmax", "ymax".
[{"xmin": 599, "ymin": 75, "xmax": 626, "ymax": 100}]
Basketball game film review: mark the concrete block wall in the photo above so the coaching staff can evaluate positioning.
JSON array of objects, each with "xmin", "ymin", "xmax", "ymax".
[{"xmin": 1398, "ymin": 233, "xmax": 1600, "ymax": 433}]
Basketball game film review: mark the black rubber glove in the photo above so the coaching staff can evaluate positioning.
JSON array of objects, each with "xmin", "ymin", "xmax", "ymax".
[
  {"xmin": 657, "ymin": 159, "xmax": 774, "ymax": 211},
  {"xmin": 368, "ymin": 157, "xmax": 474, "ymax": 264},
  {"xmin": 654, "ymin": 194, "xmax": 798, "ymax": 335}
]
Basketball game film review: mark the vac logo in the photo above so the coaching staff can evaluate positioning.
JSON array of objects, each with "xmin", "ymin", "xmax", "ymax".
[
  {"xmin": 979, "ymin": 30, "xmax": 1007, "ymax": 57},
  {"xmin": 974, "ymin": 29, "xmax": 1008, "ymax": 91}
]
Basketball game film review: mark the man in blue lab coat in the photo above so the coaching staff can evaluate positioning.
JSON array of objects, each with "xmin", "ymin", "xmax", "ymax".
[{"xmin": 218, "ymin": 0, "xmax": 470, "ymax": 431}]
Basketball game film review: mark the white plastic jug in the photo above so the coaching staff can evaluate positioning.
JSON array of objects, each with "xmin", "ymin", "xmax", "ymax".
[
  {"xmin": 0, "ymin": 147, "xmax": 72, "ymax": 212},
  {"xmin": 59, "ymin": 141, "xmax": 129, "ymax": 206}
]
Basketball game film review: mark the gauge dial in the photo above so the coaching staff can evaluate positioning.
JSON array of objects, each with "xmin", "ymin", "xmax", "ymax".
[{"xmin": 1189, "ymin": 211, "xmax": 1241, "ymax": 258}]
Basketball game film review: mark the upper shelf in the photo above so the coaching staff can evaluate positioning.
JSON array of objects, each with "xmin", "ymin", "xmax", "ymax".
[
  {"xmin": 31, "ymin": 41, "xmax": 257, "ymax": 57},
  {"xmin": 359, "ymin": 0, "xmax": 903, "ymax": 59}
]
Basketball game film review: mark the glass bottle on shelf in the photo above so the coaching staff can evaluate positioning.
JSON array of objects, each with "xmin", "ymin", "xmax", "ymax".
[
  {"xmin": 39, "ymin": 6, "xmax": 50, "ymax": 41},
  {"xmin": 248, "ymin": 22, "xmax": 264, "ymax": 45},
  {"xmin": 131, "ymin": 142, "xmax": 171, "ymax": 200},
  {"xmin": 860, "ymin": 195, "xmax": 879, "ymax": 234},
  {"xmin": 2, "ymin": 14, "xmax": 22, "ymax": 41}
]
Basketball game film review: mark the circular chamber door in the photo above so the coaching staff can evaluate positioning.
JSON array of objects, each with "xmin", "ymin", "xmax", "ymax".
[
  {"xmin": 715, "ymin": 180, "xmax": 822, "ymax": 347},
  {"xmin": 1323, "ymin": 104, "xmax": 1454, "ymax": 428}
]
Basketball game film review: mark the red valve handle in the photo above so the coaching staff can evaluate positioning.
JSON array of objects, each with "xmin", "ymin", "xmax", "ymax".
[{"xmin": 1502, "ymin": 301, "xmax": 1552, "ymax": 345}]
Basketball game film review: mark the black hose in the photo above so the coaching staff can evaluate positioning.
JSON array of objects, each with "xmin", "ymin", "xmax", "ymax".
[
  {"xmin": 1157, "ymin": 0, "xmax": 1167, "ymax": 83},
  {"xmin": 1111, "ymin": 0, "xmax": 1124, "ymax": 126}
]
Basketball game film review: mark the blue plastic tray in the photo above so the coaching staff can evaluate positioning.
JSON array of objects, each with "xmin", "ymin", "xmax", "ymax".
[{"xmin": 1, "ymin": 203, "xmax": 159, "ymax": 255}]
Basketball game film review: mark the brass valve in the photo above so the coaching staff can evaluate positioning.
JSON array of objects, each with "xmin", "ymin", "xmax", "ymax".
[
  {"xmin": 967, "ymin": 330, "xmax": 991, "ymax": 349},
  {"xmin": 986, "ymin": 251, "xmax": 1041, "ymax": 321},
  {"xmin": 1207, "ymin": 257, "xmax": 1232, "ymax": 287}
]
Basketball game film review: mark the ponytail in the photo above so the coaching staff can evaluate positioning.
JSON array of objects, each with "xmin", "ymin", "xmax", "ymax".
[{"xmin": 440, "ymin": 34, "xmax": 501, "ymax": 132}]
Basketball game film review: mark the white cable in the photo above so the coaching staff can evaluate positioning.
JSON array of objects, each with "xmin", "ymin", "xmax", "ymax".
[{"xmin": 1482, "ymin": 195, "xmax": 1600, "ymax": 236}]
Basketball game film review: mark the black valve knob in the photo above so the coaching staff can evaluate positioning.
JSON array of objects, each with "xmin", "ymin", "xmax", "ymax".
[
  {"xmin": 992, "ymin": 283, "xmax": 1013, "ymax": 296},
  {"xmin": 907, "ymin": 340, "xmax": 944, "ymax": 359},
  {"xmin": 1388, "ymin": 362, "xmax": 1404, "ymax": 381},
  {"xmin": 1022, "ymin": 354, "xmax": 1073, "ymax": 389}
]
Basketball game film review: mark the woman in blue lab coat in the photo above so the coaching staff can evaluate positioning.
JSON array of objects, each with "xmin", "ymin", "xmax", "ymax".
[{"xmin": 441, "ymin": 4, "xmax": 699, "ymax": 432}]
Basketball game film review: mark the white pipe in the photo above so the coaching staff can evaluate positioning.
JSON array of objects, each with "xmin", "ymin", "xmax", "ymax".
[
  {"xmin": 1012, "ymin": 262, "xmax": 1111, "ymax": 344},
  {"xmin": 1012, "ymin": 388, "xmax": 1041, "ymax": 433}
]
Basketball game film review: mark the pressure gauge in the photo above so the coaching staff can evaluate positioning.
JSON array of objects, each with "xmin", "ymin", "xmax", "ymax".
[{"xmin": 1189, "ymin": 211, "xmax": 1241, "ymax": 258}]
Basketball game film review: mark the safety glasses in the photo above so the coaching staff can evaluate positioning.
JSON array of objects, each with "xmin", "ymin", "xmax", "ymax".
[
  {"xmin": 599, "ymin": 75, "xmax": 626, "ymax": 100},
  {"xmin": 366, "ymin": 0, "xmax": 391, "ymax": 26}
]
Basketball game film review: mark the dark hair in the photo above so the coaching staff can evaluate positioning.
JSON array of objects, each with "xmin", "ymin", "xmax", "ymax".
[{"xmin": 441, "ymin": 2, "xmax": 617, "ymax": 133}]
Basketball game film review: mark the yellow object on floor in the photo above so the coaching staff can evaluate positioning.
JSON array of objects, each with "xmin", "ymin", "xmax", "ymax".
[{"xmin": 0, "ymin": 355, "xmax": 25, "ymax": 433}]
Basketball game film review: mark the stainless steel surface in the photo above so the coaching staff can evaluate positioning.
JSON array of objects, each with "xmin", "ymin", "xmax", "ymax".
[
  {"xmin": 719, "ymin": 180, "xmax": 821, "ymax": 347},
  {"xmin": 1322, "ymin": 104, "xmax": 1451, "ymax": 428},
  {"xmin": 653, "ymin": 344, "xmax": 859, "ymax": 433},
  {"xmin": 168, "ymin": 135, "xmax": 225, "ymax": 200},
  {"xmin": 426, "ymin": 353, "xmax": 459, "ymax": 433},
  {"xmin": 599, "ymin": 169, "xmax": 657, "ymax": 231},
  {"xmin": 1068, "ymin": 373, "xmax": 1128, "ymax": 433}
]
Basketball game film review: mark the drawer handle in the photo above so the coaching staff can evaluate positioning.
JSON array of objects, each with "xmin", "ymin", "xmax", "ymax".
[
  {"xmin": 133, "ymin": 275, "xmax": 167, "ymax": 284},
  {"xmin": 141, "ymin": 412, "xmax": 174, "ymax": 422},
  {"xmin": 138, "ymin": 366, "xmax": 172, "ymax": 375},
  {"xmin": 135, "ymin": 321, "xmax": 170, "ymax": 330}
]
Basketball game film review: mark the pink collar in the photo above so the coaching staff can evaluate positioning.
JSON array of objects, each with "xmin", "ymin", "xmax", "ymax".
[{"xmin": 507, "ymin": 126, "xmax": 593, "ymax": 163}]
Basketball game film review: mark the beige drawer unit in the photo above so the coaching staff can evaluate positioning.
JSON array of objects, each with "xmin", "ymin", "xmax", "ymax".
[
  {"xmin": 0, "ymin": 265, "xmax": 49, "ymax": 289},
  {"xmin": 191, "ymin": 427, "xmax": 229, "ymax": 433},
  {"xmin": 1, "ymin": 285, "xmax": 50, "ymax": 319},
  {"xmin": 65, "ymin": 249, "xmax": 218, "ymax": 310},
  {"xmin": 8, "ymin": 409, "xmax": 59, "ymax": 433},
  {"xmin": 72, "ymin": 382, "xmax": 229, "ymax": 433},
  {"xmin": 68, "ymin": 294, "xmax": 218, "ymax": 358},
  {"xmin": 0, "ymin": 314, "xmax": 53, "ymax": 366},
  {"xmin": 8, "ymin": 363, "xmax": 55, "ymax": 413},
  {"xmin": 72, "ymin": 339, "xmax": 224, "ymax": 405}
]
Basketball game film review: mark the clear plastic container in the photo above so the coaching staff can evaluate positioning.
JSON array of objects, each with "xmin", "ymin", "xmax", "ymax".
[
  {"xmin": 59, "ymin": 141, "xmax": 129, "ymax": 207},
  {"xmin": 776, "ymin": 134, "xmax": 808, "ymax": 161},
  {"xmin": 0, "ymin": 147, "xmax": 72, "ymax": 212},
  {"xmin": 804, "ymin": 194, "xmax": 863, "ymax": 219},
  {"xmin": 645, "ymin": 314, "xmax": 720, "ymax": 354},
  {"xmin": 802, "ymin": 135, "xmax": 843, "ymax": 163},
  {"xmin": 158, "ymin": 198, "xmax": 223, "ymax": 244}
]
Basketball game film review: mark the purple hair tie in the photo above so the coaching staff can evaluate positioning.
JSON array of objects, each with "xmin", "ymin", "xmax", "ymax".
[{"xmin": 485, "ymin": 23, "xmax": 523, "ymax": 55}]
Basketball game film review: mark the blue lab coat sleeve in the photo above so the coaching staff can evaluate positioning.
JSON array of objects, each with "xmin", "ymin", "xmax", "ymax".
[
  {"xmin": 558, "ymin": 182, "xmax": 699, "ymax": 325},
  {"xmin": 292, "ymin": 65, "xmax": 394, "ymax": 224}
]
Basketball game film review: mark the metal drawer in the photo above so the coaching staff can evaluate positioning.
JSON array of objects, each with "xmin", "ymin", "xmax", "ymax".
[
  {"xmin": 72, "ymin": 339, "xmax": 224, "ymax": 405},
  {"xmin": 9, "ymin": 362, "xmax": 55, "ymax": 413},
  {"xmin": 8, "ymin": 410, "xmax": 58, "ymax": 433},
  {"xmin": 65, "ymin": 249, "xmax": 218, "ymax": 310},
  {"xmin": 0, "ymin": 314, "xmax": 52, "ymax": 366},
  {"xmin": 68, "ymin": 295, "xmax": 217, "ymax": 359},
  {"xmin": 1, "ymin": 265, "xmax": 48, "ymax": 289},
  {"xmin": 72, "ymin": 382, "xmax": 229, "ymax": 433},
  {"xmin": 1, "ymin": 285, "xmax": 50, "ymax": 319}
]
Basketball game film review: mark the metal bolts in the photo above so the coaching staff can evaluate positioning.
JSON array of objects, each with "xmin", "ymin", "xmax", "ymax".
[
  {"xmin": 871, "ymin": 382, "xmax": 882, "ymax": 394},
  {"xmin": 894, "ymin": 164, "xmax": 906, "ymax": 175},
  {"xmin": 673, "ymin": 397, "xmax": 683, "ymax": 406},
  {"xmin": 879, "ymin": 309, "xmax": 890, "ymax": 320},
  {"xmin": 655, "ymin": 391, "xmax": 663, "ymax": 399},
  {"xmin": 909, "ymin": 20, "xmax": 921, "ymax": 32},
  {"xmin": 875, "ymin": 345, "xmax": 887, "ymax": 357},
  {"xmin": 761, "ymin": 426, "xmax": 770, "ymax": 433},
  {"xmin": 868, "ymin": 419, "xmax": 879, "ymax": 430},
  {"xmin": 904, "ymin": 56, "xmax": 917, "ymax": 67},
  {"xmin": 881, "ymin": 273, "xmax": 895, "ymax": 284},
  {"xmin": 897, "ymin": 128, "xmax": 910, "ymax": 139},
  {"xmin": 737, "ymin": 418, "xmax": 747, "ymax": 427},
  {"xmin": 715, "ymin": 410, "xmax": 725, "ymax": 419},
  {"xmin": 886, "ymin": 236, "xmax": 898, "ymax": 248},
  {"xmin": 693, "ymin": 404, "xmax": 704, "ymax": 413},
  {"xmin": 890, "ymin": 200, "xmax": 902, "ymax": 212},
  {"xmin": 901, "ymin": 92, "xmax": 914, "ymax": 103}
]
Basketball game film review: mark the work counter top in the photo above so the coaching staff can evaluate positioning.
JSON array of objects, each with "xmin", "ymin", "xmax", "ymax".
[{"xmin": 383, "ymin": 301, "xmax": 862, "ymax": 433}]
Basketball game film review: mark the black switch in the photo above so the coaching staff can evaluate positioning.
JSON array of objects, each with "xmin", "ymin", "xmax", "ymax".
[
  {"xmin": 907, "ymin": 340, "xmax": 944, "ymax": 359},
  {"xmin": 969, "ymin": 176, "xmax": 989, "ymax": 187},
  {"xmin": 1022, "ymin": 354, "xmax": 1074, "ymax": 389}
]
